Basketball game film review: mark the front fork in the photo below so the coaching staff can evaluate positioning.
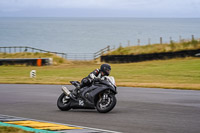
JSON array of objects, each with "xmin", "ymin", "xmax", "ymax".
[
  {"xmin": 102, "ymin": 93, "xmax": 108, "ymax": 102},
  {"xmin": 100, "ymin": 91, "xmax": 110, "ymax": 103}
]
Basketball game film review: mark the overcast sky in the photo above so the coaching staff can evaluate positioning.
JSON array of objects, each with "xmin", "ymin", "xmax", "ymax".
[{"xmin": 0, "ymin": 0, "xmax": 200, "ymax": 17}]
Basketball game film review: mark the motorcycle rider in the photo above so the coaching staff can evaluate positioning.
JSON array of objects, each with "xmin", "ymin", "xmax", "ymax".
[{"xmin": 72, "ymin": 64, "xmax": 111, "ymax": 96}]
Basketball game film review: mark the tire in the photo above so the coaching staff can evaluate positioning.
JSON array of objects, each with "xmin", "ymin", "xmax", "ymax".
[
  {"xmin": 96, "ymin": 93, "xmax": 117, "ymax": 113},
  {"xmin": 57, "ymin": 93, "xmax": 71, "ymax": 111}
]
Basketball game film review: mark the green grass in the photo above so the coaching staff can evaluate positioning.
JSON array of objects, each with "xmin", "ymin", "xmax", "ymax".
[
  {"xmin": 107, "ymin": 40, "xmax": 200, "ymax": 55},
  {"xmin": 0, "ymin": 57, "xmax": 200, "ymax": 90},
  {"xmin": 0, "ymin": 126, "xmax": 34, "ymax": 133}
]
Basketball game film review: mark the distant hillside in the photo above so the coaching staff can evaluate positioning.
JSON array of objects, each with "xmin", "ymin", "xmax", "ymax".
[
  {"xmin": 106, "ymin": 40, "xmax": 200, "ymax": 55},
  {"xmin": 0, "ymin": 52, "xmax": 69, "ymax": 65}
]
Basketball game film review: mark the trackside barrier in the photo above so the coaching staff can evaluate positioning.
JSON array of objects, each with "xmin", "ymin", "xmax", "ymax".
[
  {"xmin": 101, "ymin": 49, "xmax": 200, "ymax": 63},
  {"xmin": 0, "ymin": 58, "xmax": 53, "ymax": 66}
]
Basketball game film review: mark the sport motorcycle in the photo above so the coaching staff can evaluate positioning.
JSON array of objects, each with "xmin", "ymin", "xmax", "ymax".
[{"xmin": 57, "ymin": 76, "xmax": 117, "ymax": 113}]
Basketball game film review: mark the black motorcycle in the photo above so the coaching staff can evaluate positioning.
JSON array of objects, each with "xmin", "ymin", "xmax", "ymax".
[{"xmin": 57, "ymin": 76, "xmax": 117, "ymax": 113}]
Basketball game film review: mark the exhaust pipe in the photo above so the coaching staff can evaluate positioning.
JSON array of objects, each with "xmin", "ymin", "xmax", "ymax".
[
  {"xmin": 61, "ymin": 86, "xmax": 78, "ymax": 101},
  {"xmin": 61, "ymin": 86, "xmax": 71, "ymax": 96}
]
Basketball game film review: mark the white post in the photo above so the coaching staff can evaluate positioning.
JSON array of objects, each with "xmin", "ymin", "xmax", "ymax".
[{"xmin": 30, "ymin": 70, "xmax": 36, "ymax": 78}]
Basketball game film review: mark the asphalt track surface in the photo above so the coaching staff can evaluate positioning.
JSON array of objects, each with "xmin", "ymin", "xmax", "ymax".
[{"xmin": 0, "ymin": 84, "xmax": 200, "ymax": 133}]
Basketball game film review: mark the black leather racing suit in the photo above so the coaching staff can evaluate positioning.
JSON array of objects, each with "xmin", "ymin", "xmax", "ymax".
[
  {"xmin": 80, "ymin": 69, "xmax": 104, "ymax": 88},
  {"xmin": 72, "ymin": 69, "xmax": 105, "ymax": 96}
]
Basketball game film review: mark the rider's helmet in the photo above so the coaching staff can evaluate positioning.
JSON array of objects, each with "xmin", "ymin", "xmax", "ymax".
[{"xmin": 100, "ymin": 64, "xmax": 111, "ymax": 76}]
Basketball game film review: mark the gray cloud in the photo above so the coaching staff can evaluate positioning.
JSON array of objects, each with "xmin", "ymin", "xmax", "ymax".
[{"xmin": 0, "ymin": 0, "xmax": 199, "ymax": 17}]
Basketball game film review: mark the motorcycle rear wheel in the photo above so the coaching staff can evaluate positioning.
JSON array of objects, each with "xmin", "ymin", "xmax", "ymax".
[
  {"xmin": 57, "ymin": 93, "xmax": 71, "ymax": 111},
  {"xmin": 96, "ymin": 94, "xmax": 116, "ymax": 113}
]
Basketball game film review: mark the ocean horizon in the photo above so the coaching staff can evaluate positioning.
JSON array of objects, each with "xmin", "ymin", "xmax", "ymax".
[{"xmin": 0, "ymin": 17, "xmax": 200, "ymax": 54}]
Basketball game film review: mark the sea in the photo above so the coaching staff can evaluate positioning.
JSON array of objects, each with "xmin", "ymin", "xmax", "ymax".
[{"xmin": 0, "ymin": 17, "xmax": 200, "ymax": 55}]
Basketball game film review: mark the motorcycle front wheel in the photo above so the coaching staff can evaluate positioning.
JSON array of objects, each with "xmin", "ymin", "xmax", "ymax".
[
  {"xmin": 57, "ymin": 93, "xmax": 71, "ymax": 111},
  {"xmin": 96, "ymin": 93, "xmax": 116, "ymax": 113}
]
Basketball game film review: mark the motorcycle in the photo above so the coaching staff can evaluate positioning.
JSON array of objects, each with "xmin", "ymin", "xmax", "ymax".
[{"xmin": 57, "ymin": 76, "xmax": 117, "ymax": 113}]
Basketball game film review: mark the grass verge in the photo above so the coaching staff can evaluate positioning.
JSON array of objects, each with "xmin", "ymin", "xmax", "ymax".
[
  {"xmin": 0, "ymin": 57, "xmax": 200, "ymax": 90},
  {"xmin": 107, "ymin": 40, "xmax": 200, "ymax": 55}
]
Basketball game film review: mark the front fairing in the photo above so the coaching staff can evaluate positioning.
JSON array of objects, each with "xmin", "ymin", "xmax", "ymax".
[
  {"xmin": 93, "ymin": 80, "xmax": 117, "ymax": 94},
  {"xmin": 79, "ymin": 78, "xmax": 117, "ymax": 105}
]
